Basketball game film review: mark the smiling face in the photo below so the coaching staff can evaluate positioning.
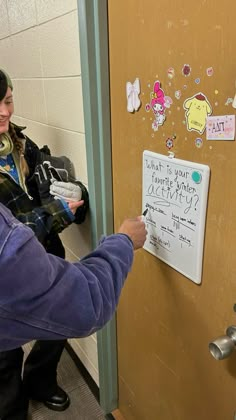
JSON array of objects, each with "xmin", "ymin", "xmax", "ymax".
[{"xmin": 0, "ymin": 87, "xmax": 14, "ymax": 134}]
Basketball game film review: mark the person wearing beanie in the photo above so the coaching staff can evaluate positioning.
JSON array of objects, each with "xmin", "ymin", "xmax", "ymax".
[{"xmin": 0, "ymin": 69, "xmax": 90, "ymax": 417}]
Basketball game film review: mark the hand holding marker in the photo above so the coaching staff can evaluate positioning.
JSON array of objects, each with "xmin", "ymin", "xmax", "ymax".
[
  {"xmin": 142, "ymin": 208, "xmax": 148, "ymax": 221},
  {"xmin": 141, "ymin": 209, "xmax": 148, "ymax": 246}
]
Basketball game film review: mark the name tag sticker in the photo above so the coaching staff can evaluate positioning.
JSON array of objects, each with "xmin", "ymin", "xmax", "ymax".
[{"xmin": 206, "ymin": 115, "xmax": 235, "ymax": 140}]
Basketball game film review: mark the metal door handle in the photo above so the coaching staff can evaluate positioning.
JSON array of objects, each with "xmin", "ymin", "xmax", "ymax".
[{"xmin": 209, "ymin": 326, "xmax": 236, "ymax": 360}]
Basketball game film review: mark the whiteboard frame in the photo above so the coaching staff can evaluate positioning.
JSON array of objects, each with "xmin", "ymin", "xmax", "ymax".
[{"xmin": 142, "ymin": 150, "xmax": 210, "ymax": 284}]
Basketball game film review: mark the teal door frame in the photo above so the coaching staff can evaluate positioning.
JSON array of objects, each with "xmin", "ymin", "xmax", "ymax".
[{"xmin": 77, "ymin": 0, "xmax": 118, "ymax": 414}]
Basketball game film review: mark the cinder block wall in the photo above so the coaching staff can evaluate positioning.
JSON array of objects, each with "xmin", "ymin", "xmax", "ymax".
[{"xmin": 0, "ymin": 0, "xmax": 99, "ymax": 385}]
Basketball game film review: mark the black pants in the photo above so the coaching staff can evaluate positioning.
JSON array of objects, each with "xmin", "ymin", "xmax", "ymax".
[{"xmin": 0, "ymin": 340, "xmax": 66, "ymax": 420}]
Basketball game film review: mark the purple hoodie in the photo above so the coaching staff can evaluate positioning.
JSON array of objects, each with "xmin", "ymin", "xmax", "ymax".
[{"xmin": 0, "ymin": 203, "xmax": 134, "ymax": 350}]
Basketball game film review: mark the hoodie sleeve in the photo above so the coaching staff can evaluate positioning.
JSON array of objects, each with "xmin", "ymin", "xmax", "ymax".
[{"xmin": 0, "ymin": 219, "xmax": 134, "ymax": 345}]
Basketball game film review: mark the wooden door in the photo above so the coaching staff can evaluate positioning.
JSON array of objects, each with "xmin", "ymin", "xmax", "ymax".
[{"xmin": 108, "ymin": 1, "xmax": 236, "ymax": 419}]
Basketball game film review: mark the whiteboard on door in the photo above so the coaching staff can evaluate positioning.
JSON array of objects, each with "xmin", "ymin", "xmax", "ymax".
[{"xmin": 142, "ymin": 150, "xmax": 210, "ymax": 284}]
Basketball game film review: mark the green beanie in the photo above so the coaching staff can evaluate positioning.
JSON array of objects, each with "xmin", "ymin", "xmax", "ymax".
[{"xmin": 0, "ymin": 69, "xmax": 13, "ymax": 91}]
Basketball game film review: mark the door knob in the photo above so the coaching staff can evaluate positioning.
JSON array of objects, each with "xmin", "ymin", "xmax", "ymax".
[{"xmin": 209, "ymin": 326, "xmax": 236, "ymax": 360}]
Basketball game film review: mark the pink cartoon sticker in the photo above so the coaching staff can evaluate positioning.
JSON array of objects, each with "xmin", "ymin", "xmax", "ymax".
[
  {"xmin": 146, "ymin": 80, "xmax": 172, "ymax": 131},
  {"xmin": 183, "ymin": 92, "xmax": 212, "ymax": 134}
]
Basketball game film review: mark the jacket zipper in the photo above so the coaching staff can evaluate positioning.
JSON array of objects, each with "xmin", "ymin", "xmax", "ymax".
[{"xmin": 0, "ymin": 168, "xmax": 34, "ymax": 200}]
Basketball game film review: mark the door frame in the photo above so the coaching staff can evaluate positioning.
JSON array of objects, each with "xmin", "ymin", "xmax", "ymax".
[{"xmin": 77, "ymin": 0, "xmax": 117, "ymax": 414}]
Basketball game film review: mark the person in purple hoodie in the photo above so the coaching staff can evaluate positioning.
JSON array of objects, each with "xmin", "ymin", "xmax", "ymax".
[
  {"xmin": 0, "ymin": 68, "xmax": 89, "ymax": 417},
  {"xmin": 0, "ymin": 202, "xmax": 147, "ymax": 419}
]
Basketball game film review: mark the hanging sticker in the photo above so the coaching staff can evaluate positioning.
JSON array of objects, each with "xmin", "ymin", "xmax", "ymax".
[
  {"xmin": 182, "ymin": 64, "xmax": 191, "ymax": 77},
  {"xmin": 183, "ymin": 92, "xmax": 212, "ymax": 134},
  {"xmin": 175, "ymin": 90, "xmax": 182, "ymax": 100},
  {"xmin": 146, "ymin": 80, "xmax": 171, "ymax": 131},
  {"xmin": 195, "ymin": 137, "xmax": 203, "ymax": 148},
  {"xmin": 167, "ymin": 67, "xmax": 175, "ymax": 79},
  {"xmin": 126, "ymin": 78, "xmax": 141, "ymax": 113},
  {"xmin": 206, "ymin": 67, "xmax": 214, "ymax": 77}
]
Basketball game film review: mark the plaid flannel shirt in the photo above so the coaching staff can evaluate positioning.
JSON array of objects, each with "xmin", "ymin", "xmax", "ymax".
[
  {"xmin": 0, "ymin": 123, "xmax": 80, "ymax": 245},
  {"xmin": 0, "ymin": 171, "xmax": 73, "ymax": 244}
]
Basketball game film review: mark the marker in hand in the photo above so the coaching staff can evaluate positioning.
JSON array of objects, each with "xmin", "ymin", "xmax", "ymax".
[{"xmin": 142, "ymin": 208, "xmax": 148, "ymax": 222}]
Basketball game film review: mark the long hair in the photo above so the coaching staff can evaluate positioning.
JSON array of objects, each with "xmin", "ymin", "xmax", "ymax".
[
  {"xmin": 9, "ymin": 124, "xmax": 29, "ymax": 177},
  {"xmin": 0, "ymin": 70, "xmax": 29, "ymax": 177},
  {"xmin": 0, "ymin": 70, "xmax": 8, "ymax": 101}
]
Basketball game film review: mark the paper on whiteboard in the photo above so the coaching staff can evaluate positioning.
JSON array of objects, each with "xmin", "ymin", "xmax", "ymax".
[{"xmin": 142, "ymin": 151, "xmax": 210, "ymax": 284}]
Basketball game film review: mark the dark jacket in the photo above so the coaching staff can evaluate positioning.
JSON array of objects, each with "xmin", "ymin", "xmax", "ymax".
[
  {"xmin": 0, "ymin": 123, "xmax": 89, "ymax": 257},
  {"xmin": 0, "ymin": 203, "xmax": 133, "ymax": 351}
]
